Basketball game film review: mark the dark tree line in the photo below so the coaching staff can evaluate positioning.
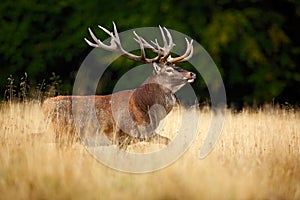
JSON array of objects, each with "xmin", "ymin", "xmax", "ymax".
[{"xmin": 0, "ymin": 0, "xmax": 299, "ymax": 107}]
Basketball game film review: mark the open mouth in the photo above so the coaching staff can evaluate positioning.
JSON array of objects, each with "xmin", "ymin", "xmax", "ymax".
[
  {"xmin": 184, "ymin": 77, "xmax": 195, "ymax": 83},
  {"xmin": 187, "ymin": 78, "xmax": 194, "ymax": 83}
]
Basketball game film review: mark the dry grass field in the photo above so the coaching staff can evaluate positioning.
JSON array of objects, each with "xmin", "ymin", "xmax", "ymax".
[{"xmin": 0, "ymin": 100, "xmax": 299, "ymax": 200}]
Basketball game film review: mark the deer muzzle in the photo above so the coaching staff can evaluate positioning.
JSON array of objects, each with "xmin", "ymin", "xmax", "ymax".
[{"xmin": 187, "ymin": 72, "xmax": 196, "ymax": 83}]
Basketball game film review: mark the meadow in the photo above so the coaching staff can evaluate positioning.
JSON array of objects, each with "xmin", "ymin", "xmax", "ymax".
[{"xmin": 0, "ymin": 100, "xmax": 299, "ymax": 200}]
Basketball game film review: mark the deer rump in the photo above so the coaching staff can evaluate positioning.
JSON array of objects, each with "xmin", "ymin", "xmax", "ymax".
[{"xmin": 44, "ymin": 83, "xmax": 174, "ymax": 147}]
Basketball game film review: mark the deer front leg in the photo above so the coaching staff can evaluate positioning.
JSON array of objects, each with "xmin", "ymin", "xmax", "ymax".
[
  {"xmin": 117, "ymin": 135, "xmax": 134, "ymax": 150},
  {"xmin": 115, "ymin": 131, "xmax": 140, "ymax": 150},
  {"xmin": 116, "ymin": 133, "xmax": 171, "ymax": 149},
  {"xmin": 143, "ymin": 133, "xmax": 171, "ymax": 145}
]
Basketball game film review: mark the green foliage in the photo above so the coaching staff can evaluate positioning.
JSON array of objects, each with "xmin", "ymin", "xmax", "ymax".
[{"xmin": 0, "ymin": 0, "xmax": 299, "ymax": 107}]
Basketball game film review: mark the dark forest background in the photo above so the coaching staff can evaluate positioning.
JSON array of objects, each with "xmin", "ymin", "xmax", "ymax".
[{"xmin": 0, "ymin": 0, "xmax": 299, "ymax": 108}]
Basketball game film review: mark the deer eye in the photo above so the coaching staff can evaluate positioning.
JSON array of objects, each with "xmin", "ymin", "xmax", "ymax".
[{"xmin": 166, "ymin": 67, "xmax": 174, "ymax": 73}]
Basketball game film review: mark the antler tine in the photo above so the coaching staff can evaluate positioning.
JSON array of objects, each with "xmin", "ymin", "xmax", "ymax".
[
  {"xmin": 182, "ymin": 38, "xmax": 194, "ymax": 61},
  {"xmin": 84, "ymin": 26, "xmax": 117, "ymax": 51},
  {"xmin": 112, "ymin": 22, "xmax": 121, "ymax": 45},
  {"xmin": 164, "ymin": 27, "xmax": 175, "ymax": 50},
  {"xmin": 159, "ymin": 26, "xmax": 168, "ymax": 50},
  {"xmin": 151, "ymin": 39, "xmax": 162, "ymax": 51},
  {"xmin": 133, "ymin": 31, "xmax": 146, "ymax": 60},
  {"xmin": 84, "ymin": 30, "xmax": 99, "ymax": 48},
  {"xmin": 158, "ymin": 27, "xmax": 176, "ymax": 61},
  {"xmin": 168, "ymin": 38, "xmax": 194, "ymax": 63},
  {"xmin": 98, "ymin": 24, "xmax": 113, "ymax": 36},
  {"xmin": 134, "ymin": 32, "xmax": 159, "ymax": 54}
]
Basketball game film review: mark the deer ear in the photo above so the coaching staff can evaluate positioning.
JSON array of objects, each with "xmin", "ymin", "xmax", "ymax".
[{"xmin": 153, "ymin": 62, "xmax": 162, "ymax": 74}]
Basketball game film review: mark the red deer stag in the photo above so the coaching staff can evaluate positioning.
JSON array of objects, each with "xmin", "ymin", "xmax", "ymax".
[{"xmin": 43, "ymin": 22, "xmax": 196, "ymax": 148}]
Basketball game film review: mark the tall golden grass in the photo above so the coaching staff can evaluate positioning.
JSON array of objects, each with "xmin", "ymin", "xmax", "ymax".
[{"xmin": 0, "ymin": 100, "xmax": 299, "ymax": 199}]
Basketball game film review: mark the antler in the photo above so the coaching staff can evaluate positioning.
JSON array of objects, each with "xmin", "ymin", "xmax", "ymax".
[
  {"xmin": 167, "ymin": 38, "xmax": 194, "ymax": 63},
  {"xmin": 84, "ymin": 22, "xmax": 193, "ymax": 63}
]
